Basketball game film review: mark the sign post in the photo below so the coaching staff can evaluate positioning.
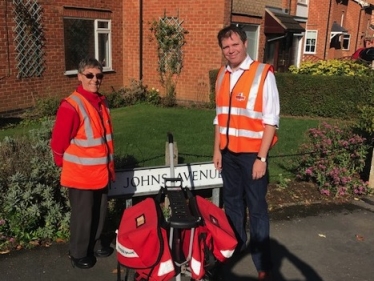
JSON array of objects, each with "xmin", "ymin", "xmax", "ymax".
[{"xmin": 369, "ymin": 150, "xmax": 374, "ymax": 189}]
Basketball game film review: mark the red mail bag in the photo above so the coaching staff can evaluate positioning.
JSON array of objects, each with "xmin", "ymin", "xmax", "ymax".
[
  {"xmin": 116, "ymin": 197, "xmax": 175, "ymax": 281},
  {"xmin": 182, "ymin": 195, "xmax": 237, "ymax": 279}
]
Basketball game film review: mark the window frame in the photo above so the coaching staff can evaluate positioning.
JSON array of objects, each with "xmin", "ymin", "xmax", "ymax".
[
  {"xmin": 238, "ymin": 23, "xmax": 260, "ymax": 60},
  {"xmin": 64, "ymin": 18, "xmax": 112, "ymax": 75},
  {"xmin": 95, "ymin": 20, "xmax": 112, "ymax": 72},
  {"xmin": 304, "ymin": 30, "xmax": 317, "ymax": 54},
  {"xmin": 342, "ymin": 34, "xmax": 351, "ymax": 50}
]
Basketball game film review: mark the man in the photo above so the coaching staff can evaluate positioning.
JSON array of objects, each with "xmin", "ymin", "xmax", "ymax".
[
  {"xmin": 51, "ymin": 58, "xmax": 115, "ymax": 269},
  {"xmin": 213, "ymin": 25, "xmax": 280, "ymax": 281}
]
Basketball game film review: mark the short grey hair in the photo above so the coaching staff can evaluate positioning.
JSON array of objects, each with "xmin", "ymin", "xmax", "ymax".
[{"xmin": 78, "ymin": 58, "xmax": 103, "ymax": 73}]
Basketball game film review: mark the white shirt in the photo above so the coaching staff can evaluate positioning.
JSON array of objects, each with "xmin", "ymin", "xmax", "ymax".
[{"xmin": 214, "ymin": 55, "xmax": 280, "ymax": 127}]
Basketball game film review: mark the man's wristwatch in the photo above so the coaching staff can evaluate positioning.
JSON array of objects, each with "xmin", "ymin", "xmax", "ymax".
[{"xmin": 256, "ymin": 156, "xmax": 267, "ymax": 163}]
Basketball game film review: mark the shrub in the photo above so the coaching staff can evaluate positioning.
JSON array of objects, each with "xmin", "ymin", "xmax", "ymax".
[
  {"xmin": 289, "ymin": 59, "xmax": 371, "ymax": 76},
  {"xmin": 296, "ymin": 122, "xmax": 370, "ymax": 197},
  {"xmin": 0, "ymin": 121, "xmax": 69, "ymax": 251},
  {"xmin": 160, "ymin": 81, "xmax": 177, "ymax": 107},
  {"xmin": 208, "ymin": 69, "xmax": 219, "ymax": 109},
  {"xmin": 354, "ymin": 81, "xmax": 374, "ymax": 181},
  {"xmin": 146, "ymin": 87, "xmax": 161, "ymax": 105},
  {"xmin": 121, "ymin": 79, "xmax": 147, "ymax": 106},
  {"xmin": 21, "ymin": 96, "xmax": 61, "ymax": 122},
  {"xmin": 355, "ymin": 82, "xmax": 374, "ymax": 144},
  {"xmin": 105, "ymin": 90, "xmax": 126, "ymax": 108},
  {"xmin": 105, "ymin": 80, "xmax": 147, "ymax": 108},
  {"xmin": 357, "ymin": 103, "xmax": 374, "ymax": 140}
]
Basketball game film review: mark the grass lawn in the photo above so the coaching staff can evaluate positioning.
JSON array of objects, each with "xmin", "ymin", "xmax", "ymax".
[
  {"xmin": 0, "ymin": 104, "xmax": 321, "ymax": 183},
  {"xmin": 0, "ymin": 120, "xmax": 40, "ymax": 138},
  {"xmin": 111, "ymin": 104, "xmax": 320, "ymax": 183}
]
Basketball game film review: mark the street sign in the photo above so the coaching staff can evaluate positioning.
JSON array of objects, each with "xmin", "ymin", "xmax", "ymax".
[{"xmin": 109, "ymin": 162, "xmax": 222, "ymax": 197}]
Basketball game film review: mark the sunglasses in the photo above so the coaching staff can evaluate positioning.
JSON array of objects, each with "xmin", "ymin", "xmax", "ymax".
[{"xmin": 82, "ymin": 73, "xmax": 104, "ymax": 80}]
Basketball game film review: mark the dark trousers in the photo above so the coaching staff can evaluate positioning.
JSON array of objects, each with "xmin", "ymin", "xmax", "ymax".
[
  {"xmin": 221, "ymin": 150, "xmax": 272, "ymax": 272},
  {"xmin": 68, "ymin": 187, "xmax": 108, "ymax": 258}
]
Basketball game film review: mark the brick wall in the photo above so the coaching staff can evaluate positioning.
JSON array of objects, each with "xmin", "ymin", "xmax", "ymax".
[
  {"xmin": 123, "ymin": 0, "xmax": 231, "ymax": 104},
  {"xmin": 0, "ymin": 0, "xmax": 124, "ymax": 116}
]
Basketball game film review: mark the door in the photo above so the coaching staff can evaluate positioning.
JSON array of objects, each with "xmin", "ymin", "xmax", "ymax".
[
  {"xmin": 264, "ymin": 34, "xmax": 293, "ymax": 72},
  {"xmin": 277, "ymin": 35, "xmax": 293, "ymax": 72},
  {"xmin": 264, "ymin": 39, "xmax": 278, "ymax": 68}
]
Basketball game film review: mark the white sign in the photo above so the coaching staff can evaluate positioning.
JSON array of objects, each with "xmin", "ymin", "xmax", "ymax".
[{"xmin": 109, "ymin": 162, "xmax": 222, "ymax": 197}]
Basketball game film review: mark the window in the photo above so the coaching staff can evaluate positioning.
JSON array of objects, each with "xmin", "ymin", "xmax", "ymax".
[
  {"xmin": 304, "ymin": 30, "xmax": 317, "ymax": 54},
  {"xmin": 234, "ymin": 24, "xmax": 259, "ymax": 60},
  {"xmin": 63, "ymin": 18, "xmax": 112, "ymax": 74},
  {"xmin": 293, "ymin": 34, "xmax": 304, "ymax": 67},
  {"xmin": 298, "ymin": 0, "xmax": 308, "ymax": 4},
  {"xmin": 342, "ymin": 34, "xmax": 350, "ymax": 50}
]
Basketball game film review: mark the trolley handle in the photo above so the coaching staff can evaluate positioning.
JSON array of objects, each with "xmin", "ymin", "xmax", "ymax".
[{"xmin": 163, "ymin": 177, "xmax": 183, "ymax": 187}]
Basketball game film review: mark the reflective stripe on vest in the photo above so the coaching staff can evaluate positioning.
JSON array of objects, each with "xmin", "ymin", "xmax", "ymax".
[
  {"xmin": 216, "ymin": 61, "xmax": 277, "ymax": 152},
  {"xmin": 216, "ymin": 106, "xmax": 263, "ymax": 119},
  {"xmin": 219, "ymin": 127, "xmax": 264, "ymax": 139},
  {"xmin": 63, "ymin": 153, "xmax": 114, "ymax": 165}
]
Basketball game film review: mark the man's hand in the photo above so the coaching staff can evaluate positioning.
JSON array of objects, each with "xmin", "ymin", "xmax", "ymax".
[
  {"xmin": 252, "ymin": 159, "xmax": 267, "ymax": 180},
  {"xmin": 213, "ymin": 150, "xmax": 222, "ymax": 171}
]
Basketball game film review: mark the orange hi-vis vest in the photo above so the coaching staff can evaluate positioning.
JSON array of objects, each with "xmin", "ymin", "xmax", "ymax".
[
  {"xmin": 215, "ymin": 61, "xmax": 278, "ymax": 153},
  {"xmin": 61, "ymin": 91, "xmax": 115, "ymax": 189}
]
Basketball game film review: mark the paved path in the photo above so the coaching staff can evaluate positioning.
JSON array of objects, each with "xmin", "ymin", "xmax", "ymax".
[{"xmin": 1, "ymin": 198, "xmax": 374, "ymax": 281}]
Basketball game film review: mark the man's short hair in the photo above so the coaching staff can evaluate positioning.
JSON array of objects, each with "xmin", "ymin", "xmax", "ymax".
[{"xmin": 217, "ymin": 25, "xmax": 247, "ymax": 48}]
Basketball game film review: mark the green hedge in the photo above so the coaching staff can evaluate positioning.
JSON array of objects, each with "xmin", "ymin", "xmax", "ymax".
[
  {"xmin": 208, "ymin": 69, "xmax": 373, "ymax": 120},
  {"xmin": 276, "ymin": 73, "xmax": 372, "ymax": 119}
]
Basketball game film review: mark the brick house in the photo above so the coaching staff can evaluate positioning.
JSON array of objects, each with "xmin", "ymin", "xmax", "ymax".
[
  {"xmin": 232, "ymin": 0, "xmax": 306, "ymax": 72},
  {"xmin": 304, "ymin": 0, "xmax": 374, "ymax": 61},
  {"xmin": 0, "ymin": 0, "xmax": 373, "ymax": 116}
]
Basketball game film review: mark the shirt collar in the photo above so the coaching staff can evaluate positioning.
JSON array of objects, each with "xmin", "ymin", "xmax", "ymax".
[
  {"xmin": 76, "ymin": 85, "xmax": 105, "ymax": 104},
  {"xmin": 226, "ymin": 55, "xmax": 253, "ymax": 72}
]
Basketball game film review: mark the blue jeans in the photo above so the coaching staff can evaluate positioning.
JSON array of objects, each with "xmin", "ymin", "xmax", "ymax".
[{"xmin": 221, "ymin": 150, "xmax": 272, "ymax": 272}]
